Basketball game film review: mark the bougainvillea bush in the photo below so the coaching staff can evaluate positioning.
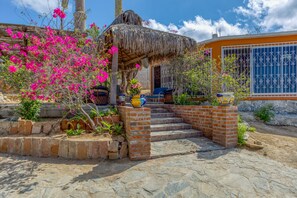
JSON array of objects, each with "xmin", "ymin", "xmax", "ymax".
[{"xmin": 0, "ymin": 8, "xmax": 116, "ymax": 130}]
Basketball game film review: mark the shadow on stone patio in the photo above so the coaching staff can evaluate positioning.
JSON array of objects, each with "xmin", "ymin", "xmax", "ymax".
[{"xmin": 0, "ymin": 154, "xmax": 40, "ymax": 194}]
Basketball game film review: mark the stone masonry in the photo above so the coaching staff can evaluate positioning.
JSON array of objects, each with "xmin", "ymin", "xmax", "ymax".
[{"xmin": 0, "ymin": 136, "xmax": 128, "ymax": 160}]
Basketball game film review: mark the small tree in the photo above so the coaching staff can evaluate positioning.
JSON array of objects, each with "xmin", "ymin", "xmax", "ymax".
[
  {"xmin": 0, "ymin": 9, "xmax": 116, "ymax": 130},
  {"xmin": 182, "ymin": 47, "xmax": 250, "ymax": 104}
]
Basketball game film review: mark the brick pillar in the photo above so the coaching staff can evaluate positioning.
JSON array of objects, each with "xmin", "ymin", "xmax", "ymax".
[
  {"xmin": 119, "ymin": 106, "xmax": 151, "ymax": 160},
  {"xmin": 212, "ymin": 106, "xmax": 238, "ymax": 148}
]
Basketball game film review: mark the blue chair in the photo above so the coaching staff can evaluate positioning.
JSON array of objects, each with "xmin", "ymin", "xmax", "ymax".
[{"xmin": 145, "ymin": 87, "xmax": 169, "ymax": 103}]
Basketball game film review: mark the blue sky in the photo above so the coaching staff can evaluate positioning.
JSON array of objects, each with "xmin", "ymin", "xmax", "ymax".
[{"xmin": 1, "ymin": 0, "xmax": 297, "ymax": 41}]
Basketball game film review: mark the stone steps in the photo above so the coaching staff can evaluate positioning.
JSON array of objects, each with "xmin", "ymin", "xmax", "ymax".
[
  {"xmin": 151, "ymin": 112, "xmax": 175, "ymax": 118},
  {"xmin": 147, "ymin": 105, "xmax": 221, "ymax": 158},
  {"xmin": 151, "ymin": 129, "xmax": 203, "ymax": 142},
  {"xmin": 151, "ymin": 108, "xmax": 170, "ymax": 113},
  {"xmin": 151, "ymin": 123, "xmax": 192, "ymax": 132},
  {"xmin": 150, "ymin": 138, "xmax": 224, "ymax": 159},
  {"xmin": 151, "ymin": 117, "xmax": 183, "ymax": 124}
]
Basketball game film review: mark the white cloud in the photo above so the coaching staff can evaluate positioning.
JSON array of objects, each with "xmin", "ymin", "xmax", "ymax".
[
  {"xmin": 235, "ymin": 0, "xmax": 297, "ymax": 31},
  {"xmin": 11, "ymin": 0, "xmax": 59, "ymax": 14},
  {"xmin": 144, "ymin": 17, "xmax": 248, "ymax": 42}
]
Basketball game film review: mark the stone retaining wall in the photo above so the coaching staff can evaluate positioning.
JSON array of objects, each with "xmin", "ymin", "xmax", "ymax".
[
  {"xmin": 0, "ymin": 119, "xmax": 60, "ymax": 136},
  {"xmin": 165, "ymin": 105, "xmax": 238, "ymax": 148},
  {"xmin": 0, "ymin": 136, "xmax": 128, "ymax": 160},
  {"xmin": 119, "ymin": 106, "xmax": 151, "ymax": 160}
]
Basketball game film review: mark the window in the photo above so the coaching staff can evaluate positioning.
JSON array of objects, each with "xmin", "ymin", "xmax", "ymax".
[{"xmin": 222, "ymin": 43, "xmax": 297, "ymax": 96}]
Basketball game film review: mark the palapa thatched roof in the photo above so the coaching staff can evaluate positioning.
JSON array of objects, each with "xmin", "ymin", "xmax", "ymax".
[{"xmin": 100, "ymin": 10, "xmax": 197, "ymax": 69}]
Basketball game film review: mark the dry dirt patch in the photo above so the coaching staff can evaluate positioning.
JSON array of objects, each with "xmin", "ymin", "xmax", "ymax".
[{"xmin": 246, "ymin": 121, "xmax": 297, "ymax": 169}]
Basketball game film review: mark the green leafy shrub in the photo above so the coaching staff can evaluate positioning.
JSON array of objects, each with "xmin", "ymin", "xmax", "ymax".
[
  {"xmin": 66, "ymin": 124, "xmax": 85, "ymax": 136},
  {"xmin": 113, "ymin": 124, "xmax": 123, "ymax": 136},
  {"xmin": 238, "ymin": 115, "xmax": 243, "ymax": 123},
  {"xmin": 95, "ymin": 121, "xmax": 123, "ymax": 136},
  {"xmin": 248, "ymin": 126, "xmax": 256, "ymax": 132},
  {"xmin": 108, "ymin": 106, "xmax": 119, "ymax": 115},
  {"xmin": 238, "ymin": 123, "xmax": 248, "ymax": 145},
  {"xmin": 254, "ymin": 104, "xmax": 275, "ymax": 122},
  {"xmin": 174, "ymin": 94, "xmax": 191, "ymax": 105},
  {"xmin": 16, "ymin": 98, "xmax": 41, "ymax": 121},
  {"xmin": 90, "ymin": 109, "xmax": 109, "ymax": 119}
]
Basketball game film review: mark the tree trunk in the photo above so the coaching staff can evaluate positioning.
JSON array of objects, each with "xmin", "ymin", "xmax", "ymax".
[{"xmin": 80, "ymin": 107, "xmax": 96, "ymax": 131}]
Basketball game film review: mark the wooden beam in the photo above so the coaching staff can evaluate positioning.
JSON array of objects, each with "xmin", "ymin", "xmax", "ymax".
[
  {"xmin": 110, "ymin": 41, "xmax": 119, "ymax": 105},
  {"xmin": 123, "ymin": 52, "xmax": 154, "ymax": 67}
]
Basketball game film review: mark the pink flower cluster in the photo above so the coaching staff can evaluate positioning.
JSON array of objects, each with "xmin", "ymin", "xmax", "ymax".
[
  {"xmin": 135, "ymin": 63, "xmax": 141, "ymax": 70},
  {"xmin": 90, "ymin": 23, "xmax": 99, "ymax": 29},
  {"xmin": 53, "ymin": 8, "xmax": 66, "ymax": 19},
  {"xmin": 2, "ymin": 23, "xmax": 112, "ymax": 102},
  {"xmin": 108, "ymin": 46, "xmax": 118, "ymax": 55}
]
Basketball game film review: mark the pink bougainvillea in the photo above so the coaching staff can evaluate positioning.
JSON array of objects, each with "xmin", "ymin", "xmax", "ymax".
[
  {"xmin": 135, "ymin": 63, "xmax": 141, "ymax": 70},
  {"xmin": 8, "ymin": 65, "xmax": 17, "ymax": 73},
  {"xmin": 0, "ymin": 8, "xmax": 114, "ymax": 130},
  {"xmin": 108, "ymin": 46, "xmax": 118, "ymax": 55},
  {"xmin": 53, "ymin": 8, "xmax": 66, "ymax": 19}
]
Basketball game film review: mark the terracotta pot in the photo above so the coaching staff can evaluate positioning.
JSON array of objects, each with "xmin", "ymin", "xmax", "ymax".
[
  {"xmin": 60, "ymin": 119, "xmax": 69, "ymax": 131},
  {"xmin": 94, "ymin": 117, "xmax": 102, "ymax": 125},
  {"xmin": 85, "ymin": 121, "xmax": 93, "ymax": 131},
  {"xmin": 77, "ymin": 120, "xmax": 86, "ymax": 130},
  {"xmin": 111, "ymin": 115, "xmax": 120, "ymax": 123},
  {"xmin": 67, "ymin": 120, "xmax": 78, "ymax": 130},
  {"xmin": 94, "ymin": 115, "xmax": 120, "ymax": 125}
]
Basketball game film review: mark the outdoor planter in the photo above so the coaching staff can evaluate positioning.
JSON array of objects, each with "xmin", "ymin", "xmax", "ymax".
[
  {"xmin": 92, "ymin": 86, "xmax": 109, "ymax": 106},
  {"xmin": 61, "ymin": 119, "xmax": 69, "ymax": 131},
  {"xmin": 217, "ymin": 92, "xmax": 235, "ymax": 106}
]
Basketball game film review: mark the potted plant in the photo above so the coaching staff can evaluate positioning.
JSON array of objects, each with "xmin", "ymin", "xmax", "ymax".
[
  {"xmin": 91, "ymin": 85, "xmax": 109, "ymax": 106},
  {"xmin": 128, "ymin": 78, "xmax": 145, "ymax": 108},
  {"xmin": 216, "ymin": 73, "xmax": 235, "ymax": 106}
]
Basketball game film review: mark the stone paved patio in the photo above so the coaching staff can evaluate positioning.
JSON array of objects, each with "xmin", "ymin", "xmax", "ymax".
[{"xmin": 0, "ymin": 149, "xmax": 297, "ymax": 198}]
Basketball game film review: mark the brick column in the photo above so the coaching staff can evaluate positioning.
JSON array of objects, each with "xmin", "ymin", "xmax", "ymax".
[
  {"xmin": 212, "ymin": 106, "xmax": 238, "ymax": 148},
  {"xmin": 119, "ymin": 106, "xmax": 151, "ymax": 160}
]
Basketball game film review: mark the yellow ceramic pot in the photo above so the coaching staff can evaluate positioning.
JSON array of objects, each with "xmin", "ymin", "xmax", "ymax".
[{"xmin": 131, "ymin": 95, "xmax": 142, "ymax": 108}]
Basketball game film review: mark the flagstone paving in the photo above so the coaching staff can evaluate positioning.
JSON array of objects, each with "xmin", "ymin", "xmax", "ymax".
[{"xmin": 0, "ymin": 149, "xmax": 296, "ymax": 198}]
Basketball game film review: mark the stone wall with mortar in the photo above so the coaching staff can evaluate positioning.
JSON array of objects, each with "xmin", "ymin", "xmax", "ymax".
[
  {"xmin": 239, "ymin": 100, "xmax": 297, "ymax": 127},
  {"xmin": 119, "ymin": 106, "xmax": 151, "ymax": 160},
  {"xmin": 165, "ymin": 105, "xmax": 238, "ymax": 148}
]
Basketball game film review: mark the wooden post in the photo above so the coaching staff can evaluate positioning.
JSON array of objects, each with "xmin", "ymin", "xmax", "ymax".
[{"xmin": 110, "ymin": 42, "xmax": 119, "ymax": 105}]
